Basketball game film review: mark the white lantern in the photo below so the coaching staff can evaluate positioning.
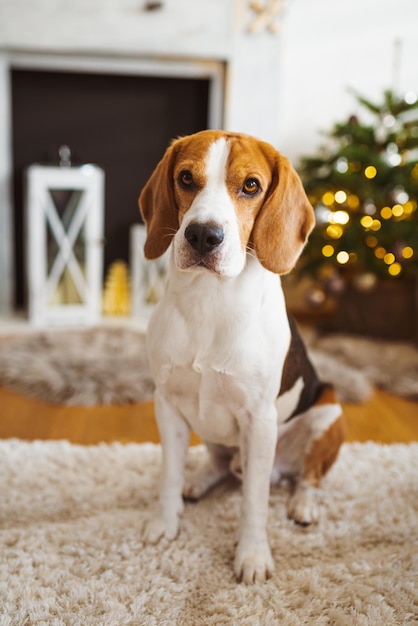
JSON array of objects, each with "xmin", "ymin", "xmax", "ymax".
[
  {"xmin": 25, "ymin": 163, "xmax": 104, "ymax": 326},
  {"xmin": 130, "ymin": 223, "xmax": 169, "ymax": 324}
]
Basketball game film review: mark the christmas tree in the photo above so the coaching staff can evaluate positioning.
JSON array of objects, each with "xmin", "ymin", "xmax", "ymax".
[{"xmin": 297, "ymin": 89, "xmax": 418, "ymax": 298}]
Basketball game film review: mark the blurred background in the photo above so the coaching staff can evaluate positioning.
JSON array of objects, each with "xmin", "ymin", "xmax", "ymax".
[{"xmin": 0, "ymin": 0, "xmax": 417, "ymax": 340}]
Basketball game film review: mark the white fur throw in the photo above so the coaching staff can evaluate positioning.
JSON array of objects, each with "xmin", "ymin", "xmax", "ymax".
[{"xmin": 0, "ymin": 325, "xmax": 417, "ymax": 405}]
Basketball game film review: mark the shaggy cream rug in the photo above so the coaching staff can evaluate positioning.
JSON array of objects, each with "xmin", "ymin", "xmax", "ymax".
[
  {"xmin": 0, "ymin": 326, "xmax": 417, "ymax": 406},
  {"xmin": 0, "ymin": 440, "xmax": 417, "ymax": 625}
]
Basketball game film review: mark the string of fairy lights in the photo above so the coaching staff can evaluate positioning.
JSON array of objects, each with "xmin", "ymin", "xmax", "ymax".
[
  {"xmin": 299, "ymin": 89, "xmax": 418, "ymax": 296},
  {"xmin": 315, "ymin": 168, "xmax": 417, "ymax": 278}
]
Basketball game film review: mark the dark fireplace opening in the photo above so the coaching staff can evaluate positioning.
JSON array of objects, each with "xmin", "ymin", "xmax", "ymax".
[{"xmin": 11, "ymin": 68, "xmax": 210, "ymax": 309}]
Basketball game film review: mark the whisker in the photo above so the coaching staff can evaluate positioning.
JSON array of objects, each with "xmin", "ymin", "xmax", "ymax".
[
  {"xmin": 141, "ymin": 225, "xmax": 177, "ymax": 235},
  {"xmin": 245, "ymin": 246, "xmax": 262, "ymax": 262}
]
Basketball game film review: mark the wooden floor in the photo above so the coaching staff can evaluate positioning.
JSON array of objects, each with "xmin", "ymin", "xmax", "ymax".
[{"xmin": 0, "ymin": 385, "xmax": 417, "ymax": 445}]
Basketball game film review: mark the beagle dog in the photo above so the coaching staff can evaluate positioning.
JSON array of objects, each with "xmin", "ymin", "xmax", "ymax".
[{"xmin": 139, "ymin": 130, "xmax": 345, "ymax": 584}]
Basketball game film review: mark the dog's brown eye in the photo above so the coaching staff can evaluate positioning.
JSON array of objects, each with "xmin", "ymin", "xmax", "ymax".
[
  {"xmin": 179, "ymin": 170, "xmax": 194, "ymax": 188},
  {"xmin": 242, "ymin": 178, "xmax": 260, "ymax": 195}
]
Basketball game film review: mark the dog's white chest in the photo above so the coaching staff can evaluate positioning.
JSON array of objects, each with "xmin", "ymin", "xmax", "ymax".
[
  {"xmin": 146, "ymin": 258, "xmax": 290, "ymax": 447},
  {"xmin": 150, "ymin": 309, "xmax": 262, "ymax": 446},
  {"xmin": 165, "ymin": 365, "xmax": 242, "ymax": 446}
]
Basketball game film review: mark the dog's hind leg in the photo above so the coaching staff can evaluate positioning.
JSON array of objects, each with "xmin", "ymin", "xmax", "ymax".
[
  {"xmin": 183, "ymin": 442, "xmax": 234, "ymax": 501},
  {"xmin": 287, "ymin": 415, "xmax": 345, "ymax": 525},
  {"xmin": 290, "ymin": 404, "xmax": 345, "ymax": 525},
  {"xmin": 275, "ymin": 385, "xmax": 345, "ymax": 526}
]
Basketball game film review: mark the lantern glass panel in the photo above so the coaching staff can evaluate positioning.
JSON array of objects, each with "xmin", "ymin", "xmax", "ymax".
[{"xmin": 45, "ymin": 188, "xmax": 87, "ymax": 306}]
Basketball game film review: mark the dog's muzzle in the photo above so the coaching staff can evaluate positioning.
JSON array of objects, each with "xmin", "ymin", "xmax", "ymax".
[{"xmin": 177, "ymin": 220, "xmax": 240, "ymax": 276}]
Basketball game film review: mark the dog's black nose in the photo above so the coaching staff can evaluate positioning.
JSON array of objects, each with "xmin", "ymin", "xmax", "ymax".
[{"xmin": 184, "ymin": 222, "xmax": 224, "ymax": 255}]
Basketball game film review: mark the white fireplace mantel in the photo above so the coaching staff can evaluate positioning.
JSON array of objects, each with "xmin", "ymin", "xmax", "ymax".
[{"xmin": 0, "ymin": 0, "xmax": 284, "ymax": 314}]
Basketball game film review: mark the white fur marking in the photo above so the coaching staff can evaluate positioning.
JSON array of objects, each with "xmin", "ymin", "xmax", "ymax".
[
  {"xmin": 279, "ymin": 403, "xmax": 342, "ymax": 444},
  {"xmin": 173, "ymin": 138, "xmax": 246, "ymax": 277},
  {"xmin": 278, "ymin": 401, "xmax": 341, "ymax": 440},
  {"xmin": 307, "ymin": 402, "xmax": 342, "ymax": 444},
  {"xmin": 274, "ymin": 401, "xmax": 342, "ymax": 479},
  {"xmin": 275, "ymin": 376, "xmax": 304, "ymax": 425},
  {"xmin": 205, "ymin": 137, "xmax": 230, "ymax": 191}
]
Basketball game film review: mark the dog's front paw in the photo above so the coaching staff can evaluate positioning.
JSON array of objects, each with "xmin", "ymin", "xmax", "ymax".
[
  {"xmin": 142, "ymin": 513, "xmax": 180, "ymax": 544},
  {"xmin": 234, "ymin": 541, "xmax": 275, "ymax": 584}
]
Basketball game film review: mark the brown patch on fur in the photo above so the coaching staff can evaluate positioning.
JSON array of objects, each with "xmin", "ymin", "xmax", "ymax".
[
  {"xmin": 223, "ymin": 135, "xmax": 315, "ymax": 273},
  {"xmin": 223, "ymin": 136, "xmax": 273, "ymax": 251},
  {"xmin": 250, "ymin": 151, "xmax": 315, "ymax": 275},
  {"xmin": 314, "ymin": 384, "xmax": 340, "ymax": 407},
  {"xmin": 139, "ymin": 140, "xmax": 179, "ymax": 259},
  {"xmin": 303, "ymin": 411, "xmax": 346, "ymax": 488}
]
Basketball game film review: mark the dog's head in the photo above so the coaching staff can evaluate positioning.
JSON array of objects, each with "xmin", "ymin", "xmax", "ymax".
[{"xmin": 139, "ymin": 130, "xmax": 314, "ymax": 277}]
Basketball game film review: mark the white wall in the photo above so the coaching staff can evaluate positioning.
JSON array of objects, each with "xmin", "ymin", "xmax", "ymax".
[{"xmin": 278, "ymin": 0, "xmax": 418, "ymax": 164}]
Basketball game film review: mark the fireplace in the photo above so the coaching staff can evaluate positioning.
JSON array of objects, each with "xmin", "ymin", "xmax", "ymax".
[
  {"xmin": 11, "ymin": 67, "xmax": 211, "ymax": 308},
  {"xmin": 0, "ymin": 1, "xmax": 283, "ymax": 317}
]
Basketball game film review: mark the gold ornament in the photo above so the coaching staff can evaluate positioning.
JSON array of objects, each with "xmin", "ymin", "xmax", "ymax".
[
  {"xmin": 352, "ymin": 273, "xmax": 377, "ymax": 292},
  {"xmin": 102, "ymin": 260, "xmax": 131, "ymax": 316},
  {"xmin": 305, "ymin": 285, "xmax": 327, "ymax": 308}
]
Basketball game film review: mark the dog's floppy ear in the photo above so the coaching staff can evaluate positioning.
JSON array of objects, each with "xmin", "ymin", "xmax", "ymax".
[
  {"xmin": 138, "ymin": 142, "xmax": 179, "ymax": 260},
  {"xmin": 252, "ymin": 154, "xmax": 315, "ymax": 274}
]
